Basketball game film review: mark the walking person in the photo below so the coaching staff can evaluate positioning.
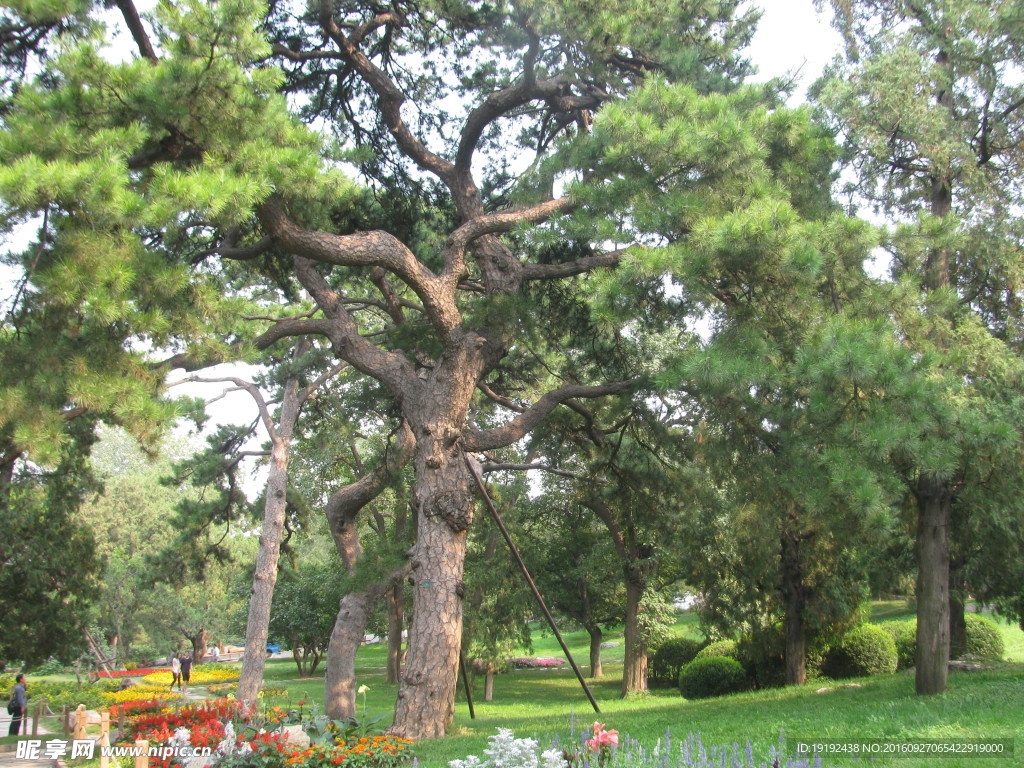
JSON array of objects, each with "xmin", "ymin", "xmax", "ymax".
[
  {"xmin": 7, "ymin": 674, "xmax": 27, "ymax": 736},
  {"xmin": 180, "ymin": 652, "xmax": 192, "ymax": 693},
  {"xmin": 170, "ymin": 653, "xmax": 182, "ymax": 691}
]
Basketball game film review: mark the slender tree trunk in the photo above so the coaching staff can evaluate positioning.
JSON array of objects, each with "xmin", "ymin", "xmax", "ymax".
[
  {"xmin": 781, "ymin": 530, "xmax": 807, "ymax": 686},
  {"xmin": 236, "ymin": 376, "xmax": 302, "ymax": 705},
  {"xmin": 949, "ymin": 557, "xmax": 967, "ymax": 659},
  {"xmin": 915, "ymin": 476, "xmax": 951, "ymax": 695},
  {"xmin": 587, "ymin": 626, "xmax": 604, "ymax": 679},
  {"xmin": 325, "ymin": 587, "xmax": 381, "ymax": 719},
  {"xmin": 386, "ymin": 583, "xmax": 404, "ymax": 684},
  {"xmin": 621, "ymin": 576, "xmax": 648, "ymax": 696},
  {"xmin": 484, "ymin": 665, "xmax": 495, "ymax": 702},
  {"xmin": 389, "ymin": 443, "xmax": 473, "ymax": 739}
]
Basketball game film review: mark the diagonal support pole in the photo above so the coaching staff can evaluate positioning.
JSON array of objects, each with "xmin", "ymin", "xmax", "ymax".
[{"xmin": 464, "ymin": 453, "xmax": 600, "ymax": 714}]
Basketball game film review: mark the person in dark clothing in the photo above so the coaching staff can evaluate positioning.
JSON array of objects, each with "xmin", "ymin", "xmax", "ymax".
[
  {"xmin": 7, "ymin": 674, "xmax": 27, "ymax": 736},
  {"xmin": 180, "ymin": 653, "xmax": 192, "ymax": 693}
]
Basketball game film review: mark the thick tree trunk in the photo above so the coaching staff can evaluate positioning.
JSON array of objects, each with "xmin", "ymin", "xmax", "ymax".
[
  {"xmin": 621, "ymin": 576, "xmax": 648, "ymax": 696},
  {"xmin": 325, "ymin": 587, "xmax": 380, "ymax": 720},
  {"xmin": 237, "ymin": 377, "xmax": 301, "ymax": 706},
  {"xmin": 949, "ymin": 557, "xmax": 967, "ymax": 659},
  {"xmin": 915, "ymin": 476, "xmax": 951, "ymax": 695},
  {"xmin": 781, "ymin": 530, "xmax": 807, "ymax": 686},
  {"xmin": 386, "ymin": 583, "xmax": 404, "ymax": 684},
  {"xmin": 389, "ymin": 447, "xmax": 473, "ymax": 739},
  {"xmin": 189, "ymin": 629, "xmax": 209, "ymax": 665},
  {"xmin": 587, "ymin": 626, "xmax": 603, "ymax": 679}
]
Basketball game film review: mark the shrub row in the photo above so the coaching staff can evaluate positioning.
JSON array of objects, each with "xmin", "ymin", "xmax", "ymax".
[
  {"xmin": 878, "ymin": 614, "xmax": 1005, "ymax": 670},
  {"xmin": 669, "ymin": 614, "xmax": 1006, "ymax": 699}
]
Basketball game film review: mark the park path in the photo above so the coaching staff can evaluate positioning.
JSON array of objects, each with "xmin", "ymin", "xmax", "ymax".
[{"xmin": 0, "ymin": 709, "xmax": 58, "ymax": 768}]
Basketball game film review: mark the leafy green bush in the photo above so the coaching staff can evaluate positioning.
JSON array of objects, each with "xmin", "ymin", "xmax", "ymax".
[
  {"xmin": 648, "ymin": 637, "xmax": 706, "ymax": 686},
  {"xmin": 30, "ymin": 658, "xmax": 66, "ymax": 676},
  {"xmin": 878, "ymin": 620, "xmax": 916, "ymax": 670},
  {"xmin": 965, "ymin": 615, "xmax": 1005, "ymax": 659},
  {"xmin": 695, "ymin": 639, "xmax": 738, "ymax": 661},
  {"xmin": 823, "ymin": 624, "xmax": 897, "ymax": 678},
  {"xmin": 678, "ymin": 656, "xmax": 747, "ymax": 699}
]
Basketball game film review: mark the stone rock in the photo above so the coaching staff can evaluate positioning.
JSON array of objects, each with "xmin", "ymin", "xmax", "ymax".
[
  {"xmin": 600, "ymin": 642, "xmax": 620, "ymax": 649},
  {"xmin": 85, "ymin": 710, "xmax": 102, "ymax": 725},
  {"xmin": 815, "ymin": 683, "xmax": 863, "ymax": 694},
  {"xmin": 278, "ymin": 725, "xmax": 311, "ymax": 749}
]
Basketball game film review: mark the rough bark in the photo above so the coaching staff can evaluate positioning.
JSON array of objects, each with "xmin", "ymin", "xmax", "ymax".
[
  {"xmin": 915, "ymin": 475, "xmax": 951, "ymax": 695},
  {"xmin": 949, "ymin": 557, "xmax": 968, "ymax": 659},
  {"xmin": 236, "ymin": 373, "xmax": 303, "ymax": 705},
  {"xmin": 781, "ymin": 530, "xmax": 808, "ymax": 686},
  {"xmin": 621, "ymin": 576, "xmax": 648, "ymax": 696},
  {"xmin": 322, "ymin": 423, "xmax": 415, "ymax": 717},
  {"xmin": 325, "ymin": 587, "xmax": 382, "ymax": 719},
  {"xmin": 390, "ymin": 435, "xmax": 475, "ymax": 738},
  {"xmin": 188, "ymin": 629, "xmax": 209, "ymax": 665},
  {"xmin": 587, "ymin": 626, "xmax": 604, "ymax": 679}
]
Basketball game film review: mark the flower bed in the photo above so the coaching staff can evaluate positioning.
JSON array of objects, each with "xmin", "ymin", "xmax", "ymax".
[
  {"xmin": 114, "ymin": 698, "xmax": 413, "ymax": 768},
  {"xmin": 143, "ymin": 665, "xmax": 241, "ymax": 686},
  {"xmin": 102, "ymin": 685, "xmax": 182, "ymax": 704},
  {"xmin": 108, "ymin": 699, "xmax": 168, "ymax": 719},
  {"xmin": 97, "ymin": 668, "xmax": 169, "ymax": 678}
]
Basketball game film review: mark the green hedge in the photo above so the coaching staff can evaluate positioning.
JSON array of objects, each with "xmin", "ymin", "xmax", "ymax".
[
  {"xmin": 823, "ymin": 624, "xmax": 897, "ymax": 678},
  {"xmin": 649, "ymin": 637, "xmax": 706, "ymax": 686},
  {"xmin": 965, "ymin": 615, "xmax": 1005, "ymax": 659},
  {"xmin": 695, "ymin": 639, "xmax": 739, "ymax": 661},
  {"xmin": 678, "ymin": 656, "xmax": 748, "ymax": 699},
  {"xmin": 878, "ymin": 620, "xmax": 917, "ymax": 670},
  {"xmin": 877, "ymin": 614, "xmax": 1005, "ymax": 669}
]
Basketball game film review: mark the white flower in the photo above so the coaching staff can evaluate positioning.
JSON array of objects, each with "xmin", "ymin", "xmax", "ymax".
[{"xmin": 540, "ymin": 749, "xmax": 566, "ymax": 768}]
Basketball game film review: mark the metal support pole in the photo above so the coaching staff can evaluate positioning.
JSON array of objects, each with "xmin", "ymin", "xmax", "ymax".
[
  {"xmin": 464, "ymin": 454, "xmax": 600, "ymax": 713},
  {"xmin": 458, "ymin": 652, "xmax": 476, "ymax": 719}
]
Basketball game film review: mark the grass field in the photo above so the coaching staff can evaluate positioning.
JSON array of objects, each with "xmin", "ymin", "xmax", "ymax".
[{"xmin": 251, "ymin": 603, "xmax": 1024, "ymax": 768}]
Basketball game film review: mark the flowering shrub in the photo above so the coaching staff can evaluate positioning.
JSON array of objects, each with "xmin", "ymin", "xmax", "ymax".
[
  {"xmin": 507, "ymin": 657, "xmax": 566, "ymax": 669},
  {"xmin": 452, "ymin": 727, "xmax": 832, "ymax": 768},
  {"xmin": 209, "ymin": 683, "xmax": 239, "ymax": 695},
  {"xmin": 143, "ymin": 665, "xmax": 241, "ymax": 685},
  {"xmin": 450, "ymin": 728, "xmax": 564, "ymax": 768}
]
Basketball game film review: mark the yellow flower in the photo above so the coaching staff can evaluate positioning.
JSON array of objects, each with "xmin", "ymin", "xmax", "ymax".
[{"xmin": 356, "ymin": 685, "xmax": 369, "ymax": 695}]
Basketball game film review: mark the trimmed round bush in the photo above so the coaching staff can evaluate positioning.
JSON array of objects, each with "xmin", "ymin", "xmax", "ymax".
[
  {"xmin": 823, "ymin": 624, "xmax": 897, "ymax": 678},
  {"xmin": 695, "ymin": 639, "xmax": 739, "ymax": 661},
  {"xmin": 878, "ymin": 620, "xmax": 917, "ymax": 670},
  {"xmin": 678, "ymin": 656, "xmax": 748, "ymax": 699},
  {"xmin": 649, "ymin": 637, "xmax": 706, "ymax": 686},
  {"xmin": 965, "ymin": 615, "xmax": 1005, "ymax": 659}
]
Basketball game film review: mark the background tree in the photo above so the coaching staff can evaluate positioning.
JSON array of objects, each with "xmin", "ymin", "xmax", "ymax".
[
  {"xmin": 815, "ymin": 0, "xmax": 1024, "ymax": 694},
  {"xmin": 0, "ymin": 419, "xmax": 99, "ymax": 668}
]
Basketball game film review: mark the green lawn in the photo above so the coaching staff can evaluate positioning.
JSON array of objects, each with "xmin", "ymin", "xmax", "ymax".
[{"xmin": 251, "ymin": 606, "xmax": 1024, "ymax": 768}]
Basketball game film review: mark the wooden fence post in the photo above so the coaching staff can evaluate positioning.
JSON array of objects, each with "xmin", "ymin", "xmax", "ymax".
[
  {"xmin": 32, "ymin": 700, "xmax": 43, "ymax": 736},
  {"xmin": 99, "ymin": 712, "xmax": 110, "ymax": 768},
  {"xmin": 74, "ymin": 705, "xmax": 87, "ymax": 741},
  {"xmin": 134, "ymin": 739, "xmax": 149, "ymax": 768},
  {"xmin": 62, "ymin": 705, "xmax": 69, "ymax": 738}
]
